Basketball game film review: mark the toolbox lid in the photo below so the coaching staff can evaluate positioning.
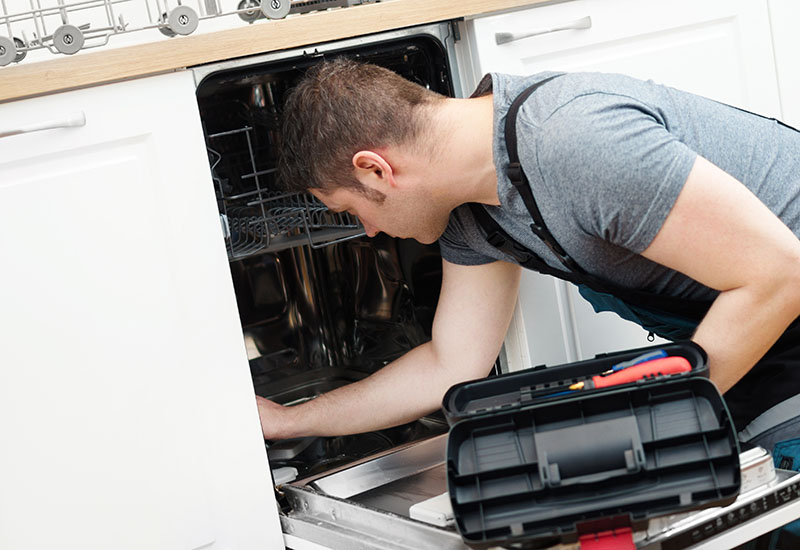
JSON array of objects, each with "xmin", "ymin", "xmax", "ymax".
[{"xmin": 444, "ymin": 342, "xmax": 740, "ymax": 548}]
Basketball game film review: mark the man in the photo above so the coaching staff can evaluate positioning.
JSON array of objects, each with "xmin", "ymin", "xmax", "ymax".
[{"xmin": 257, "ymin": 57, "xmax": 800, "ymax": 456}]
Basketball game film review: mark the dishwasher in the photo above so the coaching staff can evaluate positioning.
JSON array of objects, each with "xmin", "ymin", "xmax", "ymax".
[
  {"xmin": 191, "ymin": 21, "xmax": 476, "ymax": 550},
  {"xmin": 189, "ymin": 21, "xmax": 800, "ymax": 550}
]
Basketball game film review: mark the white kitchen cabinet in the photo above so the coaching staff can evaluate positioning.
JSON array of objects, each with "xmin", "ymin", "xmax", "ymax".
[
  {"xmin": 0, "ymin": 71, "xmax": 283, "ymax": 550},
  {"xmin": 455, "ymin": 0, "xmax": 782, "ymax": 368},
  {"xmin": 768, "ymin": 0, "xmax": 800, "ymax": 128}
]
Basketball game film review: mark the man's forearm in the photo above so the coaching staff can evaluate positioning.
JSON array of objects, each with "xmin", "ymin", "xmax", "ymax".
[
  {"xmin": 693, "ymin": 280, "xmax": 800, "ymax": 394},
  {"xmin": 266, "ymin": 340, "xmax": 490, "ymax": 439},
  {"xmin": 257, "ymin": 260, "xmax": 521, "ymax": 441}
]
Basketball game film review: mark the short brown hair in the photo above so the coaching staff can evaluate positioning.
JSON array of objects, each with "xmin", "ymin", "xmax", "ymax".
[{"xmin": 277, "ymin": 58, "xmax": 444, "ymax": 198}]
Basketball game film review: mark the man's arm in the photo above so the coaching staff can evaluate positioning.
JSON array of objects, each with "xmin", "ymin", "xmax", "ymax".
[
  {"xmin": 257, "ymin": 258, "xmax": 522, "ymax": 439},
  {"xmin": 642, "ymin": 155, "xmax": 800, "ymax": 393}
]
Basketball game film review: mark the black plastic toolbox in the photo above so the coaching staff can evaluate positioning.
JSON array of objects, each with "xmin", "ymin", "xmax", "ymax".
[{"xmin": 443, "ymin": 342, "xmax": 741, "ymax": 549}]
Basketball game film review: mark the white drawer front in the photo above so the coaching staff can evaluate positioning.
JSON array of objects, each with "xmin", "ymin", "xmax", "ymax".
[{"xmin": 464, "ymin": 0, "xmax": 780, "ymax": 116}]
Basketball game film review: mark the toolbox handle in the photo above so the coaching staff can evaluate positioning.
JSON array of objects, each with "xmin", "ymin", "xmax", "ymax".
[{"xmin": 537, "ymin": 416, "xmax": 645, "ymax": 488}]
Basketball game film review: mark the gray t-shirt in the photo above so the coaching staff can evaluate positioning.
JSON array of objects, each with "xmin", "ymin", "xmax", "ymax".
[{"xmin": 439, "ymin": 72, "xmax": 800, "ymax": 303}]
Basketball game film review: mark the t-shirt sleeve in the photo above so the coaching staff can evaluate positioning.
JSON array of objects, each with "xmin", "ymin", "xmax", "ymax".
[
  {"xmin": 438, "ymin": 206, "xmax": 497, "ymax": 266},
  {"xmin": 534, "ymin": 92, "xmax": 698, "ymax": 253}
]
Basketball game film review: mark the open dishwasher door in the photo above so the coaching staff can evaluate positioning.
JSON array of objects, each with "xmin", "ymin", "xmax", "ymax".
[{"xmin": 278, "ymin": 434, "xmax": 470, "ymax": 550}]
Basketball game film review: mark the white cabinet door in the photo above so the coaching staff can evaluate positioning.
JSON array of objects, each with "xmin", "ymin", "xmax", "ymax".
[
  {"xmin": 457, "ymin": 0, "xmax": 782, "ymax": 367},
  {"xmin": 768, "ymin": 0, "xmax": 800, "ymax": 128},
  {"xmin": 0, "ymin": 71, "xmax": 283, "ymax": 550}
]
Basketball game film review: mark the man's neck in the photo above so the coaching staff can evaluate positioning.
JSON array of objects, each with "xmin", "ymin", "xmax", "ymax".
[{"xmin": 429, "ymin": 94, "xmax": 499, "ymax": 207}]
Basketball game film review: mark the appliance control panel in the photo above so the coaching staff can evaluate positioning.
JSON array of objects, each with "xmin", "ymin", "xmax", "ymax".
[{"xmin": 661, "ymin": 474, "xmax": 800, "ymax": 550}]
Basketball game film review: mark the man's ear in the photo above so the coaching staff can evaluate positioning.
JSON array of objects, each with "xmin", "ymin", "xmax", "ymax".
[{"xmin": 352, "ymin": 151, "xmax": 396, "ymax": 193}]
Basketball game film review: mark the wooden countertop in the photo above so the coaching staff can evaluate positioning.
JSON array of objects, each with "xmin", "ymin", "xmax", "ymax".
[{"xmin": 0, "ymin": 0, "xmax": 544, "ymax": 103}]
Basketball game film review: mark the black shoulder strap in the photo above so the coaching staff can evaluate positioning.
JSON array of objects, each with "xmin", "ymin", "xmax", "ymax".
[{"xmin": 504, "ymin": 74, "xmax": 588, "ymax": 276}]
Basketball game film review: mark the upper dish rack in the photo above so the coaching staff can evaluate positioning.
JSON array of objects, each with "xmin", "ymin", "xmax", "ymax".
[
  {"xmin": 208, "ymin": 125, "xmax": 364, "ymax": 260},
  {"xmin": 0, "ymin": 0, "xmax": 235, "ymax": 66},
  {"xmin": 0, "ymin": 0, "xmax": 375, "ymax": 66}
]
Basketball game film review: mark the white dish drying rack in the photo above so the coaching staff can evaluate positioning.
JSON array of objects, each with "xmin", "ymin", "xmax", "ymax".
[{"xmin": 0, "ymin": 0, "xmax": 373, "ymax": 66}]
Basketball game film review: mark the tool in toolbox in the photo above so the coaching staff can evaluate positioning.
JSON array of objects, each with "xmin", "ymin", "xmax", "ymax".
[
  {"xmin": 570, "ymin": 355, "xmax": 691, "ymax": 390},
  {"xmin": 538, "ymin": 350, "xmax": 688, "ymax": 398},
  {"xmin": 601, "ymin": 349, "xmax": 667, "ymax": 374},
  {"xmin": 442, "ymin": 342, "xmax": 741, "ymax": 550}
]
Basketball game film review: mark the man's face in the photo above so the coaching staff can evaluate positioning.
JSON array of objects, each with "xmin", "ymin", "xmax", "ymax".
[{"xmin": 310, "ymin": 186, "xmax": 450, "ymax": 244}]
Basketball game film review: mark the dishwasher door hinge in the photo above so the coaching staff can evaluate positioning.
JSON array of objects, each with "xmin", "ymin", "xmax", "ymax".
[{"xmin": 449, "ymin": 18, "xmax": 462, "ymax": 42}]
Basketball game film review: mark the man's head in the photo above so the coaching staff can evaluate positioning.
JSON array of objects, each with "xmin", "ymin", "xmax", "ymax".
[{"xmin": 277, "ymin": 58, "xmax": 448, "ymax": 241}]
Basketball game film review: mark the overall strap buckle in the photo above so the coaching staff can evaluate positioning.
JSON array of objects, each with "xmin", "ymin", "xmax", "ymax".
[{"xmin": 506, "ymin": 162, "xmax": 524, "ymax": 187}]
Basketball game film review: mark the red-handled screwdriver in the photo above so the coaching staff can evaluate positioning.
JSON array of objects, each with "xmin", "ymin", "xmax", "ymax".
[{"xmin": 569, "ymin": 356, "xmax": 692, "ymax": 390}]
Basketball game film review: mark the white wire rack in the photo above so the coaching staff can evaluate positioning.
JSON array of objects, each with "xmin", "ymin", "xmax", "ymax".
[{"xmin": 0, "ymin": 0, "xmax": 373, "ymax": 66}]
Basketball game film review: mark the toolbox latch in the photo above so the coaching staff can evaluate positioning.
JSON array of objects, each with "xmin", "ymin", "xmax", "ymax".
[{"xmin": 578, "ymin": 527, "xmax": 635, "ymax": 550}]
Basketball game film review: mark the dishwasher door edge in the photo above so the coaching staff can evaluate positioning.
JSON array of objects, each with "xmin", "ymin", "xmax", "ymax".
[{"xmin": 280, "ymin": 484, "xmax": 468, "ymax": 550}]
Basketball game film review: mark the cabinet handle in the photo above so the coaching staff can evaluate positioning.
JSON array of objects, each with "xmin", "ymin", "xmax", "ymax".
[
  {"xmin": 495, "ymin": 15, "xmax": 592, "ymax": 45},
  {"xmin": 0, "ymin": 111, "xmax": 86, "ymax": 139}
]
